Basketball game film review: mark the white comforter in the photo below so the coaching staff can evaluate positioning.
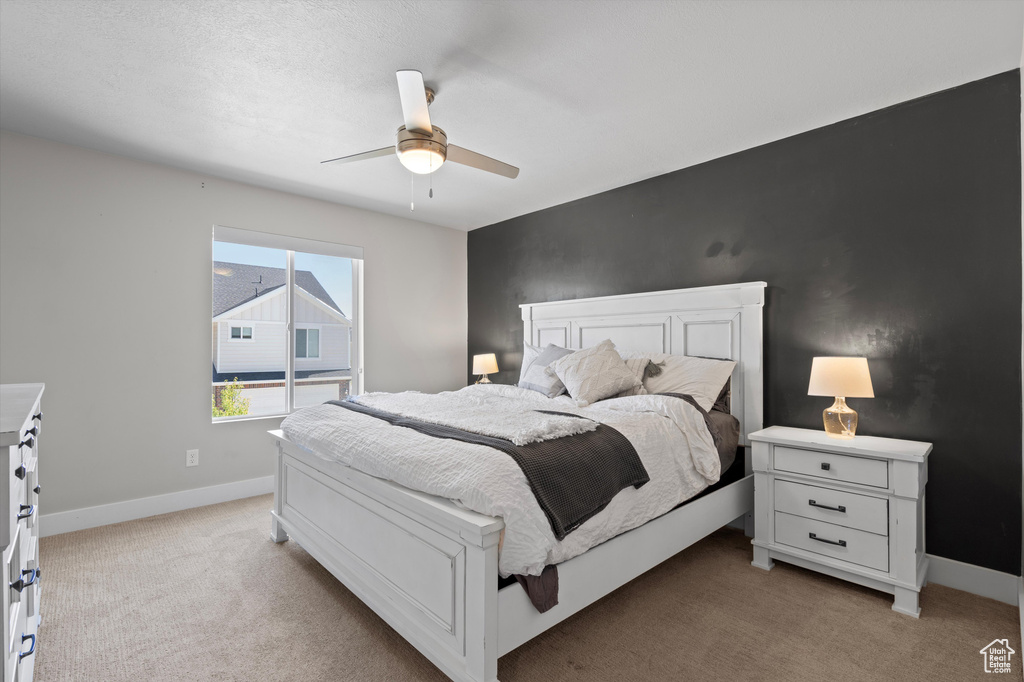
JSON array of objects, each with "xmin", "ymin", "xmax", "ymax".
[
  {"xmin": 280, "ymin": 384, "xmax": 721, "ymax": 577},
  {"xmin": 351, "ymin": 389, "xmax": 597, "ymax": 445}
]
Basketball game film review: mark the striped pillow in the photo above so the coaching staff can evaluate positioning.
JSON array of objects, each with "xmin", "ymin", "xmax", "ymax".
[{"xmin": 519, "ymin": 344, "xmax": 573, "ymax": 397}]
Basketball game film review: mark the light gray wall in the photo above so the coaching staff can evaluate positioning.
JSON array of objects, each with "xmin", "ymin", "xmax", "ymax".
[{"xmin": 0, "ymin": 131, "xmax": 468, "ymax": 515}]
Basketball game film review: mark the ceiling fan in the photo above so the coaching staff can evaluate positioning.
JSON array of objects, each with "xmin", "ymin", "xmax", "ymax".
[{"xmin": 321, "ymin": 70, "xmax": 519, "ymax": 179}]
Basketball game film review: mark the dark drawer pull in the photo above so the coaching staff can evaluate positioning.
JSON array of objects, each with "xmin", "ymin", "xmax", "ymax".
[
  {"xmin": 809, "ymin": 499, "xmax": 846, "ymax": 513},
  {"xmin": 17, "ymin": 504, "xmax": 34, "ymax": 521},
  {"xmin": 18, "ymin": 437, "xmax": 34, "ymax": 450},
  {"xmin": 19, "ymin": 633, "xmax": 35, "ymax": 660},
  {"xmin": 820, "ymin": 462, "xmax": 831, "ymax": 471},
  {"xmin": 33, "ymin": 485, "xmax": 40, "ymax": 495},
  {"xmin": 32, "ymin": 412, "xmax": 42, "ymax": 422},
  {"xmin": 24, "ymin": 427, "xmax": 37, "ymax": 438},
  {"xmin": 14, "ymin": 466, "xmax": 25, "ymax": 481},
  {"xmin": 11, "ymin": 568, "xmax": 38, "ymax": 593},
  {"xmin": 809, "ymin": 532, "xmax": 846, "ymax": 547}
]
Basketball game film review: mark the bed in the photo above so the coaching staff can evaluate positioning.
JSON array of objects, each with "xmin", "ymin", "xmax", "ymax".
[{"xmin": 268, "ymin": 281, "xmax": 766, "ymax": 682}]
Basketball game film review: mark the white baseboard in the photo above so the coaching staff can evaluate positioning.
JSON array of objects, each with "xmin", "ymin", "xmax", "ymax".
[
  {"xmin": 40, "ymin": 475, "xmax": 274, "ymax": 537},
  {"xmin": 1019, "ymin": 578, "xmax": 1023, "ymax": 646},
  {"xmin": 926, "ymin": 553, "xmax": 1019, "ymax": 606}
]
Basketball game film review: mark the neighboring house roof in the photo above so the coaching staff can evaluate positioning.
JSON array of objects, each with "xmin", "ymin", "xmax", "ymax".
[{"xmin": 213, "ymin": 261, "xmax": 344, "ymax": 317}]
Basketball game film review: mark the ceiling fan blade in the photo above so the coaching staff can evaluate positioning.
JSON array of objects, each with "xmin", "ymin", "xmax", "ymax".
[
  {"xmin": 446, "ymin": 145, "xmax": 519, "ymax": 179},
  {"xmin": 396, "ymin": 69, "xmax": 432, "ymax": 134},
  {"xmin": 321, "ymin": 146, "xmax": 395, "ymax": 165}
]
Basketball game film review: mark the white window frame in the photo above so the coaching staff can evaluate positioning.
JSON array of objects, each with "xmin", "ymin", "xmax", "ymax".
[
  {"xmin": 229, "ymin": 325, "xmax": 254, "ymax": 341},
  {"xmin": 213, "ymin": 225, "xmax": 363, "ymax": 421}
]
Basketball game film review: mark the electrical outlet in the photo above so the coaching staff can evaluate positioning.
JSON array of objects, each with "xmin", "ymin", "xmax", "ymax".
[{"xmin": 186, "ymin": 449, "xmax": 199, "ymax": 467}]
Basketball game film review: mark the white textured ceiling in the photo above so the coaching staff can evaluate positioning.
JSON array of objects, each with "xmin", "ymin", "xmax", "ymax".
[{"xmin": 1, "ymin": 0, "xmax": 1021, "ymax": 231}]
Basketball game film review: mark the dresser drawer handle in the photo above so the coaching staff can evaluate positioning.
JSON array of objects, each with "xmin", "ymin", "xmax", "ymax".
[
  {"xmin": 18, "ymin": 437, "xmax": 34, "ymax": 450},
  {"xmin": 17, "ymin": 504, "xmax": 34, "ymax": 521},
  {"xmin": 11, "ymin": 568, "xmax": 38, "ymax": 593},
  {"xmin": 24, "ymin": 427, "xmax": 37, "ymax": 438},
  {"xmin": 808, "ymin": 499, "xmax": 846, "ymax": 513},
  {"xmin": 808, "ymin": 532, "xmax": 846, "ymax": 547},
  {"xmin": 820, "ymin": 462, "xmax": 831, "ymax": 471},
  {"xmin": 33, "ymin": 485, "xmax": 40, "ymax": 495},
  {"xmin": 19, "ymin": 633, "xmax": 35, "ymax": 660},
  {"xmin": 14, "ymin": 466, "xmax": 25, "ymax": 481},
  {"xmin": 32, "ymin": 412, "xmax": 42, "ymax": 423}
]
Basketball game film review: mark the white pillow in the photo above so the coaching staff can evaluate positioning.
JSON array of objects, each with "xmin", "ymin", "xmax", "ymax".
[
  {"xmin": 518, "ymin": 342, "xmax": 542, "ymax": 386},
  {"xmin": 614, "ymin": 355, "xmax": 650, "ymax": 397},
  {"xmin": 548, "ymin": 340, "xmax": 641, "ymax": 407},
  {"xmin": 642, "ymin": 353, "xmax": 736, "ymax": 411}
]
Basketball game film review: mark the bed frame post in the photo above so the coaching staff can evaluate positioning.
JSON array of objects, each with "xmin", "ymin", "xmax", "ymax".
[
  {"xmin": 464, "ymin": 530, "xmax": 501, "ymax": 682},
  {"xmin": 270, "ymin": 441, "xmax": 289, "ymax": 543}
]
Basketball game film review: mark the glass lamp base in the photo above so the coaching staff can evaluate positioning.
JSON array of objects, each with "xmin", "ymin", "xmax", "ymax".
[
  {"xmin": 823, "ymin": 397, "xmax": 858, "ymax": 439},
  {"xmin": 476, "ymin": 375, "xmax": 492, "ymax": 384}
]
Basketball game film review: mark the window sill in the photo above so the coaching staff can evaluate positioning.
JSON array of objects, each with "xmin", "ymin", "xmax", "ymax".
[{"xmin": 212, "ymin": 413, "xmax": 287, "ymax": 425}]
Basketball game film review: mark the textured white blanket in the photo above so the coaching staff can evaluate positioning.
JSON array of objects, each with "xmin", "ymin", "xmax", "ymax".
[
  {"xmin": 352, "ymin": 390, "xmax": 597, "ymax": 445},
  {"xmin": 281, "ymin": 384, "xmax": 721, "ymax": 577}
]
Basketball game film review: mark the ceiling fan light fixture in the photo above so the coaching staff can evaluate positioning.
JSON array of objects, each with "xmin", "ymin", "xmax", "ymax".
[
  {"xmin": 321, "ymin": 72, "xmax": 518, "ymax": 180},
  {"xmin": 396, "ymin": 125, "xmax": 447, "ymax": 174},
  {"xmin": 398, "ymin": 147, "xmax": 446, "ymax": 174}
]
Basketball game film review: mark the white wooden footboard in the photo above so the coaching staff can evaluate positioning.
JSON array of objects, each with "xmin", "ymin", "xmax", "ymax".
[
  {"xmin": 271, "ymin": 430, "xmax": 754, "ymax": 682},
  {"xmin": 270, "ymin": 431, "xmax": 505, "ymax": 682}
]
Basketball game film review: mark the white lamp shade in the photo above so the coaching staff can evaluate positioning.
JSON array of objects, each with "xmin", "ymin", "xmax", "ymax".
[
  {"xmin": 472, "ymin": 353, "xmax": 499, "ymax": 375},
  {"xmin": 808, "ymin": 357, "xmax": 874, "ymax": 398},
  {"xmin": 399, "ymin": 148, "xmax": 445, "ymax": 174}
]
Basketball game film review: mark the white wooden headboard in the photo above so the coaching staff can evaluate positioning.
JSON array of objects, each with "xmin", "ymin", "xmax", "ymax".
[{"xmin": 520, "ymin": 282, "xmax": 766, "ymax": 446}]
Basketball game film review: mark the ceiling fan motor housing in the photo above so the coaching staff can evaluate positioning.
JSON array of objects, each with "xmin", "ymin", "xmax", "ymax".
[{"xmin": 396, "ymin": 125, "xmax": 447, "ymax": 172}]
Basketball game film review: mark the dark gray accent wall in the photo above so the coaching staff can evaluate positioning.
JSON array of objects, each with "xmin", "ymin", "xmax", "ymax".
[{"xmin": 468, "ymin": 71, "xmax": 1022, "ymax": 574}]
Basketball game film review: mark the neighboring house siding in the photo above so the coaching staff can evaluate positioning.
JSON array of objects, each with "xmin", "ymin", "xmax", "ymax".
[
  {"xmin": 227, "ymin": 291, "xmax": 286, "ymax": 322},
  {"xmin": 295, "ymin": 324, "xmax": 350, "ymax": 370},
  {"xmin": 216, "ymin": 320, "xmax": 287, "ymax": 373},
  {"xmin": 213, "ymin": 276, "xmax": 351, "ymax": 375},
  {"xmin": 294, "ymin": 295, "xmax": 342, "ymax": 324}
]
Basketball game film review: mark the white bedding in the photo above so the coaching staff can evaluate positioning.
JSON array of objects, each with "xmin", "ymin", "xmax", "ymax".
[
  {"xmin": 280, "ymin": 384, "xmax": 721, "ymax": 577},
  {"xmin": 351, "ymin": 389, "xmax": 597, "ymax": 445}
]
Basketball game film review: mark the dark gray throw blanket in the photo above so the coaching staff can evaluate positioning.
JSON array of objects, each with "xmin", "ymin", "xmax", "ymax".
[{"xmin": 325, "ymin": 400, "xmax": 649, "ymax": 542}]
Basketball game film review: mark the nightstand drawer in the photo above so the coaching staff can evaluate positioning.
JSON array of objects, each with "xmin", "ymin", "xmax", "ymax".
[
  {"xmin": 774, "ymin": 446, "xmax": 888, "ymax": 488},
  {"xmin": 775, "ymin": 479, "xmax": 888, "ymax": 535},
  {"xmin": 775, "ymin": 512, "xmax": 889, "ymax": 572}
]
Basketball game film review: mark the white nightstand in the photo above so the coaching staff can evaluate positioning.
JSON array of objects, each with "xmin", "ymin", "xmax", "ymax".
[{"xmin": 749, "ymin": 426, "xmax": 931, "ymax": 617}]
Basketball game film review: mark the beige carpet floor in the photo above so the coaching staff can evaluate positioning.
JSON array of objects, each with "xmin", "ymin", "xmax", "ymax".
[{"xmin": 36, "ymin": 494, "xmax": 1019, "ymax": 681}]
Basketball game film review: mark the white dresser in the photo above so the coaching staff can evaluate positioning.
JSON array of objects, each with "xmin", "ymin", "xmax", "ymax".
[
  {"xmin": 749, "ymin": 426, "xmax": 930, "ymax": 617},
  {"xmin": 0, "ymin": 384, "xmax": 43, "ymax": 682}
]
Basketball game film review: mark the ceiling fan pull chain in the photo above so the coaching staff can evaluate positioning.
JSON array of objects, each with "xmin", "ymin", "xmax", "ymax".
[
  {"xmin": 410, "ymin": 172, "xmax": 414, "ymax": 211},
  {"xmin": 429, "ymin": 160, "xmax": 433, "ymax": 199}
]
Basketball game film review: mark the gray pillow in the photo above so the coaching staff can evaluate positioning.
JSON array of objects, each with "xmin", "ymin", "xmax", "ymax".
[{"xmin": 519, "ymin": 344, "xmax": 573, "ymax": 397}]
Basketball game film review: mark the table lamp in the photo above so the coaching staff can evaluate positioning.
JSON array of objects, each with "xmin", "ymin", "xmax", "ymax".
[
  {"xmin": 473, "ymin": 353, "xmax": 499, "ymax": 384},
  {"xmin": 807, "ymin": 357, "xmax": 874, "ymax": 439}
]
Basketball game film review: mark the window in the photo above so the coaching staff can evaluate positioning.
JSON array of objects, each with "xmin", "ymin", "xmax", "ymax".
[
  {"xmin": 295, "ymin": 328, "xmax": 319, "ymax": 358},
  {"xmin": 212, "ymin": 226, "xmax": 363, "ymax": 420}
]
